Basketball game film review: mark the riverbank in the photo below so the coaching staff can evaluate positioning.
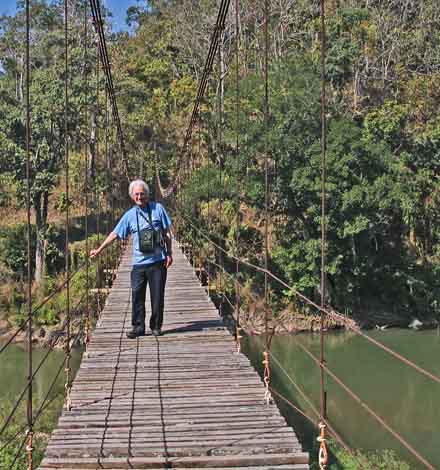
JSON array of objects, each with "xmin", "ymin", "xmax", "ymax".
[
  {"xmin": 0, "ymin": 313, "xmax": 90, "ymax": 349},
  {"xmin": 2, "ymin": 303, "xmax": 437, "ymax": 350},
  {"xmin": 217, "ymin": 295, "xmax": 438, "ymax": 336}
]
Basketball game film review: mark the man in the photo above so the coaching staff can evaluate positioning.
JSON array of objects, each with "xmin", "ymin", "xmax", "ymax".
[{"xmin": 90, "ymin": 179, "xmax": 173, "ymax": 338}]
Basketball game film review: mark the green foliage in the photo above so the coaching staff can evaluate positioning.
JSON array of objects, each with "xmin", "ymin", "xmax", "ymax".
[
  {"xmin": 328, "ymin": 445, "xmax": 410, "ymax": 470},
  {"xmin": 54, "ymin": 191, "xmax": 68, "ymax": 213},
  {"xmin": 0, "ymin": 391, "xmax": 64, "ymax": 469},
  {"xmin": 0, "ymin": 226, "xmax": 114, "ymax": 327},
  {"xmin": 0, "ymin": 223, "xmax": 64, "ymax": 281},
  {"xmin": 181, "ymin": 48, "xmax": 440, "ymax": 323},
  {"xmin": 0, "ymin": 428, "xmax": 28, "ymax": 470},
  {"xmin": 324, "ymin": 8, "xmax": 370, "ymax": 86}
]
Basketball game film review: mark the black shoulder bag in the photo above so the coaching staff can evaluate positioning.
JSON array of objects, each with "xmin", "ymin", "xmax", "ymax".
[{"xmin": 136, "ymin": 204, "xmax": 163, "ymax": 254}]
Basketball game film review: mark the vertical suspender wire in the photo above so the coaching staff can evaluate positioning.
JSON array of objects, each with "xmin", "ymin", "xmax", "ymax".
[
  {"xmin": 234, "ymin": 0, "xmax": 242, "ymax": 354},
  {"xmin": 84, "ymin": 0, "xmax": 91, "ymax": 355},
  {"xmin": 110, "ymin": 124, "xmax": 119, "ymax": 261},
  {"xmin": 95, "ymin": 54, "xmax": 102, "ymax": 316},
  {"xmin": 105, "ymin": 90, "xmax": 110, "ymax": 294},
  {"xmin": 262, "ymin": 0, "xmax": 273, "ymax": 406},
  {"xmin": 109, "ymin": 123, "xmax": 116, "ymax": 277},
  {"xmin": 217, "ymin": 35, "xmax": 223, "ymax": 313},
  {"xmin": 63, "ymin": 0, "xmax": 72, "ymax": 412},
  {"xmin": 206, "ymin": 81, "xmax": 211, "ymax": 296},
  {"xmin": 318, "ymin": 0, "xmax": 328, "ymax": 468},
  {"xmin": 187, "ymin": 145, "xmax": 192, "ymax": 257},
  {"xmin": 25, "ymin": 0, "xmax": 34, "ymax": 467},
  {"xmin": 197, "ymin": 122, "xmax": 203, "ymax": 280}
]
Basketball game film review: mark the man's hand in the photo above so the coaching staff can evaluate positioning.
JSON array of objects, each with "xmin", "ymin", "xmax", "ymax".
[
  {"xmin": 90, "ymin": 248, "xmax": 101, "ymax": 258},
  {"xmin": 165, "ymin": 254, "xmax": 173, "ymax": 269},
  {"xmin": 89, "ymin": 232, "xmax": 118, "ymax": 259}
]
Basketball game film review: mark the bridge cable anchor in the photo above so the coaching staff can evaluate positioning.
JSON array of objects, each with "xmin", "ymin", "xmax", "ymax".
[
  {"xmin": 26, "ymin": 429, "xmax": 34, "ymax": 470},
  {"xmin": 262, "ymin": 351, "xmax": 273, "ymax": 405},
  {"xmin": 317, "ymin": 421, "xmax": 328, "ymax": 470}
]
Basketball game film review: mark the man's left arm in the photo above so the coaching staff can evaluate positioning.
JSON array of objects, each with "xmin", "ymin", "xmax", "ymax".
[{"xmin": 164, "ymin": 227, "xmax": 173, "ymax": 268}]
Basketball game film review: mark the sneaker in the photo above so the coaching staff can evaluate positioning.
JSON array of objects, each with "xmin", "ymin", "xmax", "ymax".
[
  {"xmin": 151, "ymin": 329, "xmax": 162, "ymax": 337},
  {"xmin": 126, "ymin": 329, "xmax": 145, "ymax": 339}
]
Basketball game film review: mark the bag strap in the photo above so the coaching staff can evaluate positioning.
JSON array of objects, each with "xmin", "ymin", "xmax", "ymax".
[
  {"xmin": 146, "ymin": 203, "xmax": 155, "ymax": 228},
  {"xmin": 139, "ymin": 203, "xmax": 165, "ymax": 232},
  {"xmin": 137, "ymin": 203, "xmax": 154, "ymax": 229},
  {"xmin": 135, "ymin": 209, "xmax": 142, "ymax": 251}
]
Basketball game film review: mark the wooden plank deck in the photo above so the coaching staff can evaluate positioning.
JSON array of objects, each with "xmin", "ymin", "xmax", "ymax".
[{"xmin": 39, "ymin": 242, "xmax": 309, "ymax": 469}]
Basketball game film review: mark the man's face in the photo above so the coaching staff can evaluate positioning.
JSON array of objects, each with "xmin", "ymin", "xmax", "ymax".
[{"xmin": 132, "ymin": 184, "xmax": 148, "ymax": 206}]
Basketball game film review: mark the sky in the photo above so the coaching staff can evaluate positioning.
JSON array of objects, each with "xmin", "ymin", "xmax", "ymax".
[{"xmin": 0, "ymin": 0, "xmax": 138, "ymax": 32}]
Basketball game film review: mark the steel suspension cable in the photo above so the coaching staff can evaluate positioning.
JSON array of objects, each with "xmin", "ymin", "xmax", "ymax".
[
  {"xmin": 84, "ymin": 0, "xmax": 91, "ymax": 354},
  {"xmin": 105, "ymin": 90, "xmax": 110, "ymax": 294},
  {"xmin": 217, "ymin": 29, "xmax": 224, "ymax": 317},
  {"xmin": 95, "ymin": 54, "xmax": 102, "ymax": 316},
  {"xmin": 63, "ymin": 0, "xmax": 72, "ymax": 413},
  {"xmin": 234, "ymin": 0, "xmax": 242, "ymax": 354},
  {"xmin": 24, "ymin": 0, "xmax": 33, "ymax": 466},
  {"xmin": 318, "ymin": 0, "xmax": 328, "ymax": 467},
  {"xmin": 89, "ymin": 0, "xmax": 130, "ymax": 181},
  {"xmin": 158, "ymin": 0, "xmax": 231, "ymax": 198},
  {"xmin": 185, "ymin": 0, "xmax": 230, "ymax": 145},
  {"xmin": 262, "ymin": 0, "xmax": 273, "ymax": 407},
  {"xmin": 109, "ymin": 117, "xmax": 117, "ymax": 277}
]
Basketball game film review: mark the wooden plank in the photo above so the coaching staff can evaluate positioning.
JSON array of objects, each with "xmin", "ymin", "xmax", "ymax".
[{"xmin": 40, "ymin": 452, "xmax": 309, "ymax": 468}]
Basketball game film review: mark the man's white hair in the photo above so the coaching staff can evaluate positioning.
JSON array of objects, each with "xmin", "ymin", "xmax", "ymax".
[{"xmin": 129, "ymin": 179, "xmax": 150, "ymax": 198}]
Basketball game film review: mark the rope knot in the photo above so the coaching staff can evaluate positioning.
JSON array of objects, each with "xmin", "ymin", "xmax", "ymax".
[
  {"xmin": 317, "ymin": 422, "xmax": 328, "ymax": 469},
  {"xmin": 263, "ymin": 381, "xmax": 273, "ymax": 405}
]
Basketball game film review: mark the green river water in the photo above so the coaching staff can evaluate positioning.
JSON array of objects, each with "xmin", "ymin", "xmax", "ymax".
[
  {"xmin": 0, "ymin": 343, "xmax": 83, "ymax": 439},
  {"xmin": 243, "ymin": 329, "xmax": 440, "ymax": 468},
  {"xmin": 1, "ymin": 330, "xmax": 438, "ymax": 468}
]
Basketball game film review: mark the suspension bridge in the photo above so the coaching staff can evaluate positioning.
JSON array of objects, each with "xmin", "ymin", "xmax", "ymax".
[
  {"xmin": 38, "ymin": 242, "xmax": 309, "ymax": 469},
  {"xmin": 1, "ymin": 0, "xmax": 439, "ymax": 469}
]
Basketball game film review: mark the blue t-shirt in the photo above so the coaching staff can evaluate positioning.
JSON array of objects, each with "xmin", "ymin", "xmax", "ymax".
[{"xmin": 113, "ymin": 202, "xmax": 172, "ymax": 265}]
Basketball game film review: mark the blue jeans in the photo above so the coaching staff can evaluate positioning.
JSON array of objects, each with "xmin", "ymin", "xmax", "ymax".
[{"xmin": 131, "ymin": 261, "xmax": 167, "ymax": 332}]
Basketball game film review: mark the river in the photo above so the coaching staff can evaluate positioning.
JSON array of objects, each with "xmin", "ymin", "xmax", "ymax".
[
  {"xmin": 0, "ymin": 342, "xmax": 83, "ymax": 440},
  {"xmin": 1, "ymin": 331, "xmax": 438, "ymax": 468},
  {"xmin": 243, "ymin": 329, "xmax": 440, "ymax": 468}
]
